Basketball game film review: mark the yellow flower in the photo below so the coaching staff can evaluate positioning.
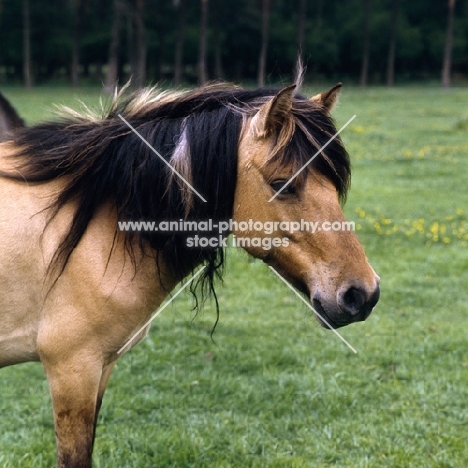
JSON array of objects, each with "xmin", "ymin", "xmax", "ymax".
[
  {"xmin": 430, "ymin": 222, "xmax": 439, "ymax": 241},
  {"xmin": 418, "ymin": 146, "xmax": 430, "ymax": 157},
  {"xmin": 356, "ymin": 208, "xmax": 366, "ymax": 218},
  {"xmin": 412, "ymin": 219, "xmax": 425, "ymax": 234}
]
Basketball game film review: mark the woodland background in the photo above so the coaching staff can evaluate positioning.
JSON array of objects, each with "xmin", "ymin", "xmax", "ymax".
[
  {"xmin": 0, "ymin": 0, "xmax": 467, "ymax": 89},
  {"xmin": 1, "ymin": 2, "xmax": 468, "ymax": 466}
]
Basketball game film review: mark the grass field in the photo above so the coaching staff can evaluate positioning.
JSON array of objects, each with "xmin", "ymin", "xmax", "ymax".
[{"xmin": 0, "ymin": 85, "xmax": 467, "ymax": 467}]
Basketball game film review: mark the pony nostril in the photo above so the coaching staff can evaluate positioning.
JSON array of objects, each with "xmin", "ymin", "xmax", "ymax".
[
  {"xmin": 338, "ymin": 284, "xmax": 380, "ymax": 322},
  {"xmin": 340, "ymin": 287, "xmax": 367, "ymax": 316}
]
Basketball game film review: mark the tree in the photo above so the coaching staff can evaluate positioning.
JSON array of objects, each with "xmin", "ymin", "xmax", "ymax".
[
  {"xmin": 104, "ymin": 0, "xmax": 123, "ymax": 93},
  {"xmin": 71, "ymin": 0, "xmax": 85, "ymax": 88},
  {"xmin": 386, "ymin": 0, "xmax": 399, "ymax": 86},
  {"xmin": 174, "ymin": 0, "xmax": 186, "ymax": 85},
  {"xmin": 441, "ymin": 0, "xmax": 456, "ymax": 88},
  {"xmin": 198, "ymin": 0, "xmax": 209, "ymax": 85},
  {"xmin": 296, "ymin": 0, "xmax": 307, "ymax": 64},
  {"xmin": 213, "ymin": 0, "xmax": 224, "ymax": 80},
  {"xmin": 258, "ymin": 0, "xmax": 270, "ymax": 86},
  {"xmin": 0, "ymin": 0, "xmax": 466, "ymax": 87},
  {"xmin": 22, "ymin": 0, "xmax": 32, "ymax": 88},
  {"xmin": 360, "ymin": 0, "xmax": 371, "ymax": 87},
  {"xmin": 309, "ymin": 0, "xmax": 324, "ymax": 79},
  {"xmin": 129, "ymin": 0, "xmax": 146, "ymax": 88}
]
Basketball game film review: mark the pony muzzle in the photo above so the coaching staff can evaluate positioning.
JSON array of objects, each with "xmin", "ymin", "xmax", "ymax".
[{"xmin": 313, "ymin": 279, "xmax": 380, "ymax": 329}]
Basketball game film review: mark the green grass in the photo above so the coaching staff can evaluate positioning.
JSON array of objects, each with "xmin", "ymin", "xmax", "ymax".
[{"xmin": 1, "ymin": 85, "xmax": 468, "ymax": 467}]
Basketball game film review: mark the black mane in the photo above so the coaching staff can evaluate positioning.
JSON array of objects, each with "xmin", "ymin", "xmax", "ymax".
[
  {"xmin": 0, "ymin": 91, "xmax": 24, "ymax": 142},
  {"xmin": 2, "ymin": 84, "xmax": 351, "ymax": 313}
]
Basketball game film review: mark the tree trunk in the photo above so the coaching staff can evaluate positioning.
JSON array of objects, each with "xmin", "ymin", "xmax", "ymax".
[
  {"xmin": 22, "ymin": 0, "xmax": 32, "ymax": 88},
  {"xmin": 359, "ymin": 0, "xmax": 371, "ymax": 87},
  {"xmin": 386, "ymin": 0, "xmax": 399, "ymax": 86},
  {"xmin": 198, "ymin": 0, "xmax": 209, "ymax": 85},
  {"xmin": 156, "ymin": 27, "xmax": 165, "ymax": 81},
  {"xmin": 310, "ymin": 0, "xmax": 323, "ymax": 79},
  {"xmin": 296, "ymin": 0, "xmax": 307, "ymax": 63},
  {"xmin": 213, "ymin": 0, "xmax": 224, "ymax": 80},
  {"xmin": 71, "ymin": 0, "xmax": 83, "ymax": 88},
  {"xmin": 130, "ymin": 0, "xmax": 146, "ymax": 88},
  {"xmin": 174, "ymin": 0, "xmax": 186, "ymax": 85},
  {"xmin": 441, "ymin": 0, "xmax": 456, "ymax": 88},
  {"xmin": 104, "ymin": 0, "xmax": 123, "ymax": 93},
  {"xmin": 258, "ymin": 0, "xmax": 270, "ymax": 87}
]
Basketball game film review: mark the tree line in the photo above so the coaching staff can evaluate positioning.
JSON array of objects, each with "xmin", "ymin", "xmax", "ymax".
[{"xmin": 0, "ymin": 0, "xmax": 466, "ymax": 89}]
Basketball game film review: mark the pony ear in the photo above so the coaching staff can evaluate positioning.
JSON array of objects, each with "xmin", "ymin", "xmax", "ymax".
[
  {"xmin": 310, "ymin": 83, "xmax": 342, "ymax": 112},
  {"xmin": 250, "ymin": 85, "xmax": 296, "ymax": 138}
]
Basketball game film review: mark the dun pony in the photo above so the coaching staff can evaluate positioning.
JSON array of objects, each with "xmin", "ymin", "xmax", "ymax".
[{"xmin": 0, "ymin": 80, "xmax": 379, "ymax": 467}]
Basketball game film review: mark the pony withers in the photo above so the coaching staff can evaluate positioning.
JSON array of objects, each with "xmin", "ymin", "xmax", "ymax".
[{"xmin": 0, "ymin": 81, "xmax": 380, "ymax": 467}]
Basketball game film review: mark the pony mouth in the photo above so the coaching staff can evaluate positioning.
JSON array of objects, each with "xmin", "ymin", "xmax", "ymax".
[
  {"xmin": 266, "ymin": 260, "xmax": 361, "ymax": 330},
  {"xmin": 312, "ymin": 299, "xmax": 346, "ymax": 329}
]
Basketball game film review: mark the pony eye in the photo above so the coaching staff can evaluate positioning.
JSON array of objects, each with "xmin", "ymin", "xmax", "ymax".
[{"xmin": 270, "ymin": 180, "xmax": 296, "ymax": 195}]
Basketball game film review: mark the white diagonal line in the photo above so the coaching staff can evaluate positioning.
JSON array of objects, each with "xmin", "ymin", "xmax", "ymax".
[
  {"xmin": 268, "ymin": 115, "xmax": 356, "ymax": 202},
  {"xmin": 268, "ymin": 266, "xmax": 357, "ymax": 353},
  {"xmin": 117, "ymin": 266, "xmax": 207, "ymax": 354},
  {"xmin": 118, "ymin": 114, "xmax": 207, "ymax": 203}
]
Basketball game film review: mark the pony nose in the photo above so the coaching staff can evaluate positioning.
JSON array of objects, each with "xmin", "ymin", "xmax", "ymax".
[{"xmin": 337, "ymin": 283, "xmax": 380, "ymax": 322}]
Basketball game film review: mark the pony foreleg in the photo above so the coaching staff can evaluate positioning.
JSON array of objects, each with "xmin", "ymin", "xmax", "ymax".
[
  {"xmin": 93, "ymin": 361, "xmax": 116, "ymax": 436},
  {"xmin": 42, "ymin": 353, "xmax": 111, "ymax": 468}
]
